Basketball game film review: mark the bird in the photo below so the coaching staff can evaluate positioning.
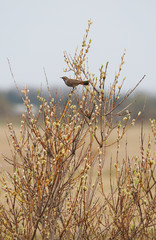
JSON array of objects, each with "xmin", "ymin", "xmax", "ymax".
[{"xmin": 61, "ymin": 76, "xmax": 89, "ymax": 88}]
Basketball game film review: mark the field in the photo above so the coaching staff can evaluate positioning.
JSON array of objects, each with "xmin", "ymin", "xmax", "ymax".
[
  {"xmin": 0, "ymin": 121, "xmax": 155, "ymax": 239},
  {"xmin": 0, "ymin": 122, "xmax": 154, "ymax": 187},
  {"xmin": 0, "ymin": 123, "xmax": 152, "ymax": 163}
]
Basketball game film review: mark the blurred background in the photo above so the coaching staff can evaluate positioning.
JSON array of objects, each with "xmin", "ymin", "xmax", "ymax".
[{"xmin": 0, "ymin": 0, "xmax": 156, "ymax": 122}]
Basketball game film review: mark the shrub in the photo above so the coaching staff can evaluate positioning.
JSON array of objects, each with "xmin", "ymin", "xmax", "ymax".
[{"xmin": 0, "ymin": 20, "xmax": 155, "ymax": 240}]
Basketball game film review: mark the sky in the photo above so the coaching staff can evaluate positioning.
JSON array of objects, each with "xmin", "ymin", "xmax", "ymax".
[{"xmin": 0, "ymin": 0, "xmax": 156, "ymax": 94}]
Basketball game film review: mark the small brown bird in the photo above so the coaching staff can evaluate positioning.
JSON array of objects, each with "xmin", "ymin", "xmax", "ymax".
[{"xmin": 61, "ymin": 76, "xmax": 89, "ymax": 88}]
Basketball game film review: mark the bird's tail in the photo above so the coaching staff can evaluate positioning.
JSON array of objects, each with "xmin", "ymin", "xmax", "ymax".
[{"xmin": 81, "ymin": 81, "xmax": 89, "ymax": 85}]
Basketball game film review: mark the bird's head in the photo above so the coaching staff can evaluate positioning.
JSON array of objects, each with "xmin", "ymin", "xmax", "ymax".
[{"xmin": 60, "ymin": 76, "xmax": 67, "ymax": 82}]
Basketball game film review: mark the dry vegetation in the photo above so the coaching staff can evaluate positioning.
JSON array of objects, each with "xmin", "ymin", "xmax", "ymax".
[{"xmin": 0, "ymin": 20, "xmax": 155, "ymax": 239}]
